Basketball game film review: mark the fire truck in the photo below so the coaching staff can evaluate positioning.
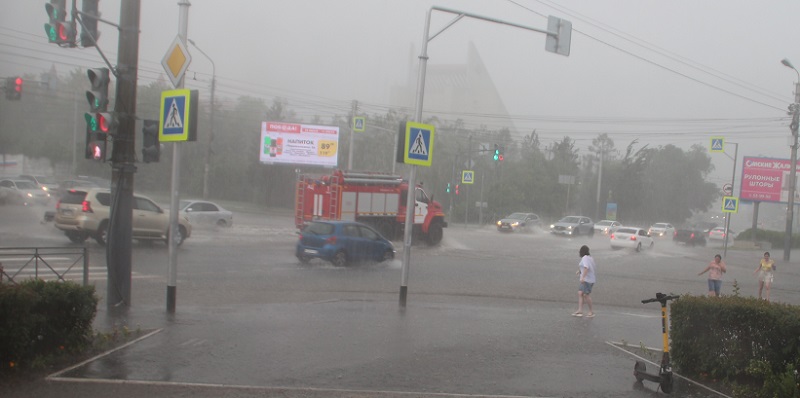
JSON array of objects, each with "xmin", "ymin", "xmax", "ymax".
[{"xmin": 295, "ymin": 170, "xmax": 447, "ymax": 245}]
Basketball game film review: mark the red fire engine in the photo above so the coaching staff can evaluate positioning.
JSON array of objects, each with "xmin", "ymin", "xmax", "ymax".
[{"xmin": 295, "ymin": 170, "xmax": 447, "ymax": 245}]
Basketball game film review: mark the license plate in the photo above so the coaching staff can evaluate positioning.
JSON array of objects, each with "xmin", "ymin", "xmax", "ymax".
[
  {"xmin": 62, "ymin": 209, "xmax": 73, "ymax": 216},
  {"xmin": 304, "ymin": 249, "xmax": 318, "ymax": 255}
]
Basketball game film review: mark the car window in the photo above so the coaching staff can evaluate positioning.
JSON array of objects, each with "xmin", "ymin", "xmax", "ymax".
[
  {"xmin": 359, "ymin": 225, "xmax": 379, "ymax": 240},
  {"xmin": 639, "ymin": 230, "xmax": 646, "ymax": 236},
  {"xmin": 134, "ymin": 197, "xmax": 161, "ymax": 213},
  {"xmin": 305, "ymin": 222, "xmax": 333, "ymax": 235},
  {"xmin": 15, "ymin": 181, "xmax": 36, "ymax": 189},
  {"xmin": 0, "ymin": 180, "xmax": 11, "ymax": 188},
  {"xmin": 560, "ymin": 216, "xmax": 579, "ymax": 223},
  {"xmin": 343, "ymin": 224, "xmax": 360, "ymax": 237},
  {"xmin": 415, "ymin": 188, "xmax": 428, "ymax": 204},
  {"xmin": 95, "ymin": 192, "xmax": 111, "ymax": 206},
  {"xmin": 203, "ymin": 203, "xmax": 218, "ymax": 212},
  {"xmin": 617, "ymin": 228, "xmax": 637, "ymax": 234},
  {"xmin": 60, "ymin": 190, "xmax": 88, "ymax": 204}
]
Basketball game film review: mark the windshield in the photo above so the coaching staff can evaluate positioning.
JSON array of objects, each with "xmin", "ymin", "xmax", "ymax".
[
  {"xmin": 179, "ymin": 200, "xmax": 191, "ymax": 210},
  {"xmin": 559, "ymin": 216, "xmax": 580, "ymax": 224},
  {"xmin": 507, "ymin": 213, "xmax": 526, "ymax": 220},
  {"xmin": 597, "ymin": 221, "xmax": 613, "ymax": 226},
  {"xmin": 15, "ymin": 181, "xmax": 37, "ymax": 189}
]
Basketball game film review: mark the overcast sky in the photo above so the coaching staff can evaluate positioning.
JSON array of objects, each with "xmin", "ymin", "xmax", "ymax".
[{"xmin": 4, "ymin": 0, "xmax": 800, "ymax": 187}]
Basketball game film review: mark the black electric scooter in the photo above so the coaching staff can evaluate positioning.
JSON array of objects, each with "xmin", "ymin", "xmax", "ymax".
[{"xmin": 634, "ymin": 292, "xmax": 680, "ymax": 394}]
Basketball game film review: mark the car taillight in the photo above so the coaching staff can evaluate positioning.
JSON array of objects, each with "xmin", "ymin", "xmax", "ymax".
[
  {"xmin": 610, "ymin": 234, "xmax": 615, "ymax": 239},
  {"xmin": 630, "ymin": 235, "xmax": 637, "ymax": 241},
  {"xmin": 674, "ymin": 231, "xmax": 677, "ymax": 237},
  {"xmin": 56, "ymin": 199, "xmax": 61, "ymax": 210},
  {"xmin": 325, "ymin": 236, "xmax": 337, "ymax": 244},
  {"xmin": 82, "ymin": 200, "xmax": 93, "ymax": 213},
  {"xmin": 690, "ymin": 233, "xmax": 695, "ymax": 238}
]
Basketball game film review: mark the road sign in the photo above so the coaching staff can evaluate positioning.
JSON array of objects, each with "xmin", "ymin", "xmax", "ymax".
[
  {"xmin": 161, "ymin": 36, "xmax": 192, "ymax": 88},
  {"xmin": 352, "ymin": 116, "xmax": 365, "ymax": 132},
  {"xmin": 722, "ymin": 196, "xmax": 739, "ymax": 213},
  {"xmin": 710, "ymin": 137, "xmax": 724, "ymax": 152},
  {"xmin": 462, "ymin": 170, "xmax": 474, "ymax": 184},
  {"xmin": 397, "ymin": 121, "xmax": 434, "ymax": 167},
  {"xmin": 722, "ymin": 183, "xmax": 733, "ymax": 195},
  {"xmin": 159, "ymin": 89, "xmax": 198, "ymax": 142}
]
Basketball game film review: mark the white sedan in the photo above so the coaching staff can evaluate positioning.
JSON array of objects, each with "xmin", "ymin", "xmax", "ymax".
[
  {"xmin": 610, "ymin": 227, "xmax": 654, "ymax": 252},
  {"xmin": 179, "ymin": 200, "xmax": 233, "ymax": 227},
  {"xmin": 708, "ymin": 227, "xmax": 735, "ymax": 242}
]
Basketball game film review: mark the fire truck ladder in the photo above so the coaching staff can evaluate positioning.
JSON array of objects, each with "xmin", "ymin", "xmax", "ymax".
[
  {"xmin": 328, "ymin": 173, "xmax": 340, "ymax": 220},
  {"xmin": 295, "ymin": 175, "xmax": 306, "ymax": 228}
]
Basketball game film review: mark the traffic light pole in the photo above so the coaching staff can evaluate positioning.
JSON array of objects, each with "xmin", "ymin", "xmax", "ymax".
[{"xmin": 107, "ymin": 0, "xmax": 141, "ymax": 310}]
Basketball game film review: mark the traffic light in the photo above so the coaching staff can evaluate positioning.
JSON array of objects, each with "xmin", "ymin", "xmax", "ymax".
[
  {"xmin": 455, "ymin": 184, "xmax": 460, "ymax": 195},
  {"xmin": 5, "ymin": 77, "xmax": 22, "ymax": 100},
  {"xmin": 85, "ymin": 127, "xmax": 106, "ymax": 161},
  {"xmin": 498, "ymin": 146, "xmax": 504, "ymax": 162},
  {"xmin": 86, "ymin": 67, "xmax": 109, "ymax": 111},
  {"xmin": 44, "ymin": 0, "xmax": 75, "ymax": 46},
  {"xmin": 141, "ymin": 119, "xmax": 160, "ymax": 163},
  {"xmin": 493, "ymin": 144, "xmax": 500, "ymax": 161},
  {"xmin": 446, "ymin": 182, "xmax": 451, "ymax": 193},
  {"xmin": 84, "ymin": 112, "xmax": 117, "ymax": 135},
  {"xmin": 80, "ymin": 0, "xmax": 100, "ymax": 47}
]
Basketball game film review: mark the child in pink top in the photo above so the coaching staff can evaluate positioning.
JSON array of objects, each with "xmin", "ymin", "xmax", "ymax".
[{"xmin": 698, "ymin": 254, "xmax": 727, "ymax": 297}]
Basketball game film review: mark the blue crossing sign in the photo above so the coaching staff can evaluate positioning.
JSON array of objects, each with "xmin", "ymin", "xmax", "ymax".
[
  {"xmin": 159, "ymin": 89, "xmax": 198, "ymax": 142},
  {"xmin": 710, "ymin": 137, "xmax": 724, "ymax": 153},
  {"xmin": 462, "ymin": 170, "xmax": 474, "ymax": 184},
  {"xmin": 722, "ymin": 196, "xmax": 739, "ymax": 213},
  {"xmin": 396, "ymin": 121, "xmax": 434, "ymax": 167}
]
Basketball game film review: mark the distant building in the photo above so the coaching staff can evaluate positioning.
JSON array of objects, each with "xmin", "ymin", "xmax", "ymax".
[{"xmin": 389, "ymin": 42, "xmax": 516, "ymax": 133}]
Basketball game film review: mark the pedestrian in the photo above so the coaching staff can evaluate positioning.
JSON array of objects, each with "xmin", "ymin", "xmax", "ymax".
[
  {"xmin": 572, "ymin": 245, "xmax": 596, "ymax": 318},
  {"xmin": 753, "ymin": 251, "xmax": 776, "ymax": 301},
  {"xmin": 698, "ymin": 254, "xmax": 727, "ymax": 297}
]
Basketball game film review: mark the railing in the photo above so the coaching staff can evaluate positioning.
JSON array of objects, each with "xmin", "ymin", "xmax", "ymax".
[{"xmin": 0, "ymin": 247, "xmax": 89, "ymax": 286}]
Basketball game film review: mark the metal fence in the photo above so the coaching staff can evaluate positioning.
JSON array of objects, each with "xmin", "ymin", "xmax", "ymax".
[{"xmin": 0, "ymin": 247, "xmax": 89, "ymax": 286}]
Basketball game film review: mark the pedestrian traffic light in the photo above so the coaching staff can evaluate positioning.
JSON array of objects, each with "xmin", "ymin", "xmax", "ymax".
[
  {"xmin": 498, "ymin": 147, "xmax": 504, "ymax": 162},
  {"xmin": 85, "ymin": 112, "xmax": 117, "ymax": 135},
  {"xmin": 44, "ymin": 0, "xmax": 75, "ymax": 46},
  {"xmin": 85, "ymin": 127, "xmax": 106, "ymax": 161},
  {"xmin": 455, "ymin": 184, "xmax": 460, "ymax": 195},
  {"xmin": 5, "ymin": 77, "xmax": 22, "ymax": 100},
  {"xmin": 446, "ymin": 182, "xmax": 451, "ymax": 193},
  {"xmin": 493, "ymin": 144, "xmax": 500, "ymax": 161},
  {"xmin": 141, "ymin": 119, "xmax": 160, "ymax": 163},
  {"xmin": 86, "ymin": 67, "xmax": 109, "ymax": 112},
  {"xmin": 80, "ymin": 0, "xmax": 100, "ymax": 47}
]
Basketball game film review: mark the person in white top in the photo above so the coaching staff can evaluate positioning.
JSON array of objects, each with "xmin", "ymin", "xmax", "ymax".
[{"xmin": 572, "ymin": 245, "xmax": 596, "ymax": 318}]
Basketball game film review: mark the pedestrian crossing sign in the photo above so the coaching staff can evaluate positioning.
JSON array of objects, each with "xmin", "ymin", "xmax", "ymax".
[
  {"xmin": 710, "ymin": 137, "xmax": 724, "ymax": 153},
  {"xmin": 159, "ymin": 89, "xmax": 198, "ymax": 142},
  {"xmin": 722, "ymin": 196, "xmax": 738, "ymax": 213},
  {"xmin": 462, "ymin": 170, "xmax": 474, "ymax": 184},
  {"xmin": 396, "ymin": 121, "xmax": 434, "ymax": 167},
  {"xmin": 353, "ymin": 116, "xmax": 365, "ymax": 132}
]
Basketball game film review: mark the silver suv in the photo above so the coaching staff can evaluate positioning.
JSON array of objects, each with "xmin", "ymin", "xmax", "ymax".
[{"xmin": 54, "ymin": 188, "xmax": 191, "ymax": 246}]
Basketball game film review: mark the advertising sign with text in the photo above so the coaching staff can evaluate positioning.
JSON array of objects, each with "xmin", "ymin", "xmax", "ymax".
[
  {"xmin": 259, "ymin": 122, "xmax": 339, "ymax": 167},
  {"xmin": 740, "ymin": 156, "xmax": 798, "ymax": 203}
]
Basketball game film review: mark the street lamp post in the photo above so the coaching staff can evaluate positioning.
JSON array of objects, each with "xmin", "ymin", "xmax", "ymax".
[
  {"xmin": 781, "ymin": 58, "xmax": 800, "ymax": 261},
  {"xmin": 188, "ymin": 39, "xmax": 216, "ymax": 200}
]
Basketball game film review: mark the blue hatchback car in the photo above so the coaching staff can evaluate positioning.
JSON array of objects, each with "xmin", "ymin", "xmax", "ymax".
[{"xmin": 296, "ymin": 220, "xmax": 396, "ymax": 266}]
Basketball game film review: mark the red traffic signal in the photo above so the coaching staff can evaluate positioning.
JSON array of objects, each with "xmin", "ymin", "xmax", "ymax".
[{"xmin": 5, "ymin": 77, "xmax": 22, "ymax": 100}]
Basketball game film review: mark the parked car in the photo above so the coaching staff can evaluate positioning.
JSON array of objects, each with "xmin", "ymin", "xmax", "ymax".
[
  {"xmin": 54, "ymin": 188, "xmax": 191, "ymax": 246},
  {"xmin": 594, "ymin": 220, "xmax": 622, "ymax": 236},
  {"xmin": 0, "ymin": 179, "xmax": 51, "ymax": 205},
  {"xmin": 648, "ymin": 222, "xmax": 675, "ymax": 238},
  {"xmin": 296, "ymin": 220, "xmax": 395, "ymax": 267},
  {"xmin": 18, "ymin": 174, "xmax": 59, "ymax": 193},
  {"xmin": 550, "ymin": 216, "xmax": 595, "ymax": 236},
  {"xmin": 708, "ymin": 227, "xmax": 735, "ymax": 242},
  {"xmin": 496, "ymin": 212, "xmax": 541, "ymax": 233},
  {"xmin": 610, "ymin": 227, "xmax": 654, "ymax": 252},
  {"xmin": 673, "ymin": 226, "xmax": 707, "ymax": 247},
  {"xmin": 180, "ymin": 200, "xmax": 233, "ymax": 227}
]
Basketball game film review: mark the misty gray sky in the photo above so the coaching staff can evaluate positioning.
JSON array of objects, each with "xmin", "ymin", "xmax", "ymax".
[{"xmin": 3, "ymin": 0, "xmax": 800, "ymax": 187}]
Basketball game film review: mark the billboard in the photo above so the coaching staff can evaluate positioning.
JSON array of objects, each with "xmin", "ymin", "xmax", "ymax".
[
  {"xmin": 740, "ymin": 156, "xmax": 799, "ymax": 203},
  {"xmin": 259, "ymin": 122, "xmax": 339, "ymax": 167}
]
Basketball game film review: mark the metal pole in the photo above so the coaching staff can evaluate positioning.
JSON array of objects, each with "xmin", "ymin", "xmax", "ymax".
[
  {"xmin": 465, "ymin": 136, "xmax": 471, "ymax": 227},
  {"xmin": 784, "ymin": 80, "xmax": 800, "ymax": 261},
  {"xmin": 595, "ymin": 150, "xmax": 603, "ymax": 220},
  {"xmin": 348, "ymin": 100, "xmax": 357, "ymax": 170},
  {"xmin": 107, "ymin": 0, "xmax": 140, "ymax": 309},
  {"xmin": 167, "ymin": 0, "xmax": 190, "ymax": 313},
  {"xmin": 723, "ymin": 143, "xmax": 738, "ymax": 258},
  {"xmin": 479, "ymin": 172, "xmax": 484, "ymax": 225}
]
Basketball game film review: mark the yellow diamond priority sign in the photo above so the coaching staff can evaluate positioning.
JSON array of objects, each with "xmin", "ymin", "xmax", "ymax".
[{"xmin": 161, "ymin": 36, "xmax": 192, "ymax": 88}]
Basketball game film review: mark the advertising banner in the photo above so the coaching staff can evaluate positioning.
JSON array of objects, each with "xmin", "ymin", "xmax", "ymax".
[
  {"xmin": 740, "ymin": 156, "xmax": 798, "ymax": 203},
  {"xmin": 259, "ymin": 121, "xmax": 339, "ymax": 167}
]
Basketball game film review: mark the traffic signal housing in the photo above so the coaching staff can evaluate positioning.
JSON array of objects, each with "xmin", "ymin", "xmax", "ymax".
[
  {"xmin": 493, "ymin": 144, "xmax": 500, "ymax": 161},
  {"xmin": 44, "ymin": 0, "xmax": 76, "ymax": 46},
  {"xmin": 5, "ymin": 77, "xmax": 22, "ymax": 100},
  {"xmin": 85, "ymin": 112, "xmax": 117, "ymax": 135},
  {"xmin": 85, "ymin": 127, "xmax": 106, "ymax": 161},
  {"xmin": 455, "ymin": 184, "xmax": 460, "ymax": 195},
  {"xmin": 141, "ymin": 119, "xmax": 160, "ymax": 163},
  {"xmin": 446, "ymin": 182, "xmax": 451, "ymax": 193},
  {"xmin": 80, "ymin": 0, "xmax": 100, "ymax": 47},
  {"xmin": 86, "ymin": 67, "xmax": 109, "ymax": 111}
]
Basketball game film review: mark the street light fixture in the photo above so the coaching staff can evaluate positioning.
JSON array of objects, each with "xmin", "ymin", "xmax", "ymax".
[
  {"xmin": 781, "ymin": 58, "xmax": 800, "ymax": 261},
  {"xmin": 188, "ymin": 38, "xmax": 216, "ymax": 200}
]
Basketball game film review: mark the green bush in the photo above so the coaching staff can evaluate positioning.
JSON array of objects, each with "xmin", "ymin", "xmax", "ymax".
[
  {"xmin": 0, "ymin": 280, "xmax": 98, "ymax": 373},
  {"xmin": 737, "ymin": 228, "xmax": 800, "ymax": 249},
  {"xmin": 670, "ymin": 295, "xmax": 800, "ymax": 396}
]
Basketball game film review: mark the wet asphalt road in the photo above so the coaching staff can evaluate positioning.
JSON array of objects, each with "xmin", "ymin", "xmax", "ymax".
[{"xmin": 3, "ymin": 203, "xmax": 798, "ymax": 397}]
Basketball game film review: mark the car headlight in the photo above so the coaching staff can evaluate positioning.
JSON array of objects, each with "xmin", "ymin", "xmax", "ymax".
[
  {"xmin": 26, "ymin": 192, "xmax": 33, "ymax": 198},
  {"xmin": 550, "ymin": 224, "xmax": 555, "ymax": 229},
  {"xmin": 511, "ymin": 222, "xmax": 519, "ymax": 227},
  {"xmin": 567, "ymin": 225, "xmax": 573, "ymax": 230},
  {"xmin": 497, "ymin": 221, "xmax": 502, "ymax": 226}
]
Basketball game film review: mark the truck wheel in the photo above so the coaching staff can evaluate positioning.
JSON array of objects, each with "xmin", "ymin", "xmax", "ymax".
[
  {"xmin": 332, "ymin": 251, "xmax": 347, "ymax": 267},
  {"xmin": 426, "ymin": 222, "xmax": 443, "ymax": 245}
]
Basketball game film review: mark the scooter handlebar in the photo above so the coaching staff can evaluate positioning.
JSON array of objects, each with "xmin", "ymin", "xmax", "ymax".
[{"xmin": 641, "ymin": 293, "xmax": 680, "ymax": 304}]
